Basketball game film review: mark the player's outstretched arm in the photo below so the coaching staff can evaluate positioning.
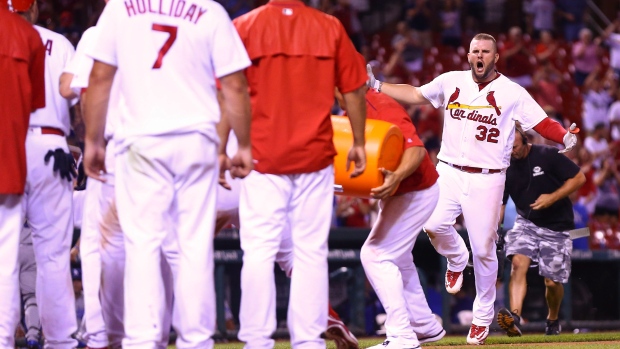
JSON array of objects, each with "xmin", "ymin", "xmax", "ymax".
[
  {"xmin": 366, "ymin": 64, "xmax": 430, "ymax": 105},
  {"xmin": 219, "ymin": 70, "xmax": 252, "ymax": 178},
  {"xmin": 343, "ymin": 84, "xmax": 367, "ymax": 178},
  {"xmin": 83, "ymin": 60, "xmax": 116, "ymax": 182},
  {"xmin": 370, "ymin": 146, "xmax": 425, "ymax": 199}
]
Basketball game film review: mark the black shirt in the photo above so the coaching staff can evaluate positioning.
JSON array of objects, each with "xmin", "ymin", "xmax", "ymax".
[{"xmin": 503, "ymin": 144, "xmax": 580, "ymax": 231}]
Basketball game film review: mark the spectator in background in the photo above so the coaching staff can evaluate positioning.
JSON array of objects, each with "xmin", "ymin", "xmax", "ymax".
[
  {"xmin": 572, "ymin": 28, "xmax": 602, "ymax": 87},
  {"xmin": 602, "ymin": 17, "xmax": 620, "ymax": 79},
  {"xmin": 535, "ymin": 30, "xmax": 559, "ymax": 64},
  {"xmin": 583, "ymin": 123, "xmax": 610, "ymax": 169},
  {"xmin": 384, "ymin": 32, "xmax": 424, "ymax": 81},
  {"xmin": 405, "ymin": 0, "xmax": 432, "ymax": 49},
  {"xmin": 440, "ymin": 0, "xmax": 463, "ymax": 49},
  {"xmin": 333, "ymin": 0, "xmax": 365, "ymax": 52},
  {"xmin": 571, "ymin": 191, "xmax": 590, "ymax": 250},
  {"xmin": 529, "ymin": 0, "xmax": 555, "ymax": 39},
  {"xmin": 335, "ymin": 196, "xmax": 371, "ymax": 228},
  {"xmin": 607, "ymin": 88, "xmax": 620, "ymax": 142},
  {"xmin": 532, "ymin": 62, "xmax": 564, "ymax": 118},
  {"xmin": 500, "ymin": 27, "xmax": 535, "ymax": 88},
  {"xmin": 589, "ymin": 195, "xmax": 620, "ymax": 250},
  {"xmin": 557, "ymin": 0, "xmax": 588, "ymax": 42},
  {"xmin": 581, "ymin": 67, "xmax": 614, "ymax": 133}
]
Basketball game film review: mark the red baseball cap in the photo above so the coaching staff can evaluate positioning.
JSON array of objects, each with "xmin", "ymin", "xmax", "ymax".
[{"xmin": 0, "ymin": 0, "xmax": 35, "ymax": 12}]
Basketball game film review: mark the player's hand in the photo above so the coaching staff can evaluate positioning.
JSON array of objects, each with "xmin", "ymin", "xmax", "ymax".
[
  {"xmin": 70, "ymin": 246, "xmax": 79, "ymax": 264},
  {"xmin": 83, "ymin": 140, "xmax": 107, "ymax": 182},
  {"xmin": 218, "ymin": 154, "xmax": 232, "ymax": 190},
  {"xmin": 370, "ymin": 168, "xmax": 402, "ymax": 200},
  {"xmin": 346, "ymin": 144, "xmax": 366, "ymax": 178},
  {"xmin": 530, "ymin": 193, "xmax": 555, "ymax": 210},
  {"xmin": 366, "ymin": 64, "xmax": 381, "ymax": 91},
  {"xmin": 559, "ymin": 123, "xmax": 579, "ymax": 154},
  {"xmin": 44, "ymin": 148, "xmax": 77, "ymax": 182},
  {"xmin": 230, "ymin": 146, "xmax": 253, "ymax": 179}
]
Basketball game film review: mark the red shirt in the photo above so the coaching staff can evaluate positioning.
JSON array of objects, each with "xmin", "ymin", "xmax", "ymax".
[
  {"xmin": 364, "ymin": 90, "xmax": 438, "ymax": 194},
  {"xmin": 500, "ymin": 40, "xmax": 533, "ymax": 77},
  {"xmin": 233, "ymin": 0, "xmax": 367, "ymax": 174},
  {"xmin": 0, "ymin": 10, "xmax": 46, "ymax": 194}
]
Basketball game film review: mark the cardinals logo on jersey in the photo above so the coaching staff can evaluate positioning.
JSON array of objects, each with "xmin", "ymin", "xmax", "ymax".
[
  {"xmin": 486, "ymin": 91, "xmax": 501, "ymax": 116},
  {"xmin": 446, "ymin": 87, "xmax": 460, "ymax": 110}
]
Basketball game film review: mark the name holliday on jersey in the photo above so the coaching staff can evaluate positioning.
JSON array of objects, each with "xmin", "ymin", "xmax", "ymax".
[
  {"xmin": 448, "ymin": 103, "xmax": 498, "ymax": 126},
  {"xmin": 124, "ymin": 0, "xmax": 208, "ymax": 24}
]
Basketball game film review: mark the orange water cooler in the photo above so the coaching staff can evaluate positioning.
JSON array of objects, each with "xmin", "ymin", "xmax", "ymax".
[{"xmin": 331, "ymin": 115, "xmax": 404, "ymax": 198}]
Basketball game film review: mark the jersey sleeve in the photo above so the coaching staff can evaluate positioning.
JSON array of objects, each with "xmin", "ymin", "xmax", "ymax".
[
  {"xmin": 210, "ymin": 4, "xmax": 251, "ymax": 78},
  {"xmin": 419, "ymin": 73, "xmax": 446, "ymax": 109},
  {"xmin": 29, "ymin": 31, "xmax": 46, "ymax": 110},
  {"xmin": 334, "ymin": 25, "xmax": 367, "ymax": 94},
  {"xmin": 513, "ymin": 88, "xmax": 546, "ymax": 131},
  {"xmin": 86, "ymin": 1, "xmax": 119, "ymax": 66}
]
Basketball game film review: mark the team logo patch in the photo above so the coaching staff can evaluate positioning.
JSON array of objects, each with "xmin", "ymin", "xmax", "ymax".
[
  {"xmin": 446, "ymin": 88, "xmax": 503, "ymax": 126},
  {"xmin": 533, "ymin": 166, "xmax": 544, "ymax": 177}
]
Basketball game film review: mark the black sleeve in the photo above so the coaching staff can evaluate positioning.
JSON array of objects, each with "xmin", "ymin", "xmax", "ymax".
[{"xmin": 550, "ymin": 148, "xmax": 581, "ymax": 181}]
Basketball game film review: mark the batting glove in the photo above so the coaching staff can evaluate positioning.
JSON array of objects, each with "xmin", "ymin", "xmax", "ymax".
[
  {"xmin": 559, "ymin": 123, "xmax": 579, "ymax": 154},
  {"xmin": 366, "ymin": 64, "xmax": 382, "ymax": 91},
  {"xmin": 44, "ymin": 148, "xmax": 77, "ymax": 182}
]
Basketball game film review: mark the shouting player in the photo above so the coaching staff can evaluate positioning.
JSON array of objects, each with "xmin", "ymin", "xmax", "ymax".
[{"xmin": 367, "ymin": 33, "xmax": 578, "ymax": 345}]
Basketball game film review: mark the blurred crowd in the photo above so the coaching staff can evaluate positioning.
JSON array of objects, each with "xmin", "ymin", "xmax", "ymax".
[{"xmin": 37, "ymin": 0, "xmax": 620, "ymax": 251}]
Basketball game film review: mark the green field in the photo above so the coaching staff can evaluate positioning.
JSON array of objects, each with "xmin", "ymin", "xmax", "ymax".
[{"xmin": 205, "ymin": 332, "xmax": 620, "ymax": 348}]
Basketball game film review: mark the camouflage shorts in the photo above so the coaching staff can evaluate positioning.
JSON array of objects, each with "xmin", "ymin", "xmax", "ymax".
[{"xmin": 505, "ymin": 215, "xmax": 572, "ymax": 283}]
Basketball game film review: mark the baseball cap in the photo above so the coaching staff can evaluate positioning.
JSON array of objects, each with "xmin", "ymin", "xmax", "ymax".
[{"xmin": 0, "ymin": 0, "xmax": 34, "ymax": 12}]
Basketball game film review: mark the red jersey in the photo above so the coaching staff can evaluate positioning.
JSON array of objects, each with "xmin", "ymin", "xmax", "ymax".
[
  {"xmin": 0, "ymin": 10, "xmax": 46, "ymax": 194},
  {"xmin": 364, "ymin": 90, "xmax": 438, "ymax": 194},
  {"xmin": 233, "ymin": 0, "xmax": 367, "ymax": 174}
]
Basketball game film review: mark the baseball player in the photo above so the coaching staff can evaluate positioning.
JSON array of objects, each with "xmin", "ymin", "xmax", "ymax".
[
  {"xmin": 5, "ymin": 1, "xmax": 80, "ymax": 349},
  {"xmin": 19, "ymin": 223, "xmax": 42, "ymax": 349},
  {"xmin": 232, "ymin": 2, "xmax": 367, "ymax": 348},
  {"xmin": 0, "ymin": 3, "xmax": 45, "ymax": 348},
  {"xmin": 366, "ymin": 33, "xmax": 578, "ymax": 345},
  {"xmin": 334, "ymin": 86, "xmax": 446, "ymax": 349},
  {"xmin": 497, "ymin": 126, "xmax": 585, "ymax": 337},
  {"xmin": 61, "ymin": 13, "xmax": 176, "ymax": 348},
  {"xmin": 83, "ymin": 1, "xmax": 253, "ymax": 348}
]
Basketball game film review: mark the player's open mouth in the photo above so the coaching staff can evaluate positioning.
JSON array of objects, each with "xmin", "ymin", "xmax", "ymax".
[{"xmin": 476, "ymin": 61, "xmax": 484, "ymax": 72}]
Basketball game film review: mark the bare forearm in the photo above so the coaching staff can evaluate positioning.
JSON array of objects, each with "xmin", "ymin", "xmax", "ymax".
[
  {"xmin": 59, "ymin": 72, "xmax": 78, "ymax": 100},
  {"xmin": 393, "ymin": 146, "xmax": 426, "ymax": 181},
  {"xmin": 343, "ymin": 85, "xmax": 367, "ymax": 146},
  {"xmin": 220, "ymin": 71, "xmax": 251, "ymax": 148},
  {"xmin": 549, "ymin": 172, "xmax": 586, "ymax": 204},
  {"xmin": 216, "ymin": 90, "xmax": 231, "ymax": 155},
  {"xmin": 85, "ymin": 62, "xmax": 115, "ymax": 145},
  {"xmin": 380, "ymin": 83, "xmax": 430, "ymax": 105}
]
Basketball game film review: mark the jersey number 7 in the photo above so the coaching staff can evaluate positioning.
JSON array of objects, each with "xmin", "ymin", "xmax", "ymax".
[{"xmin": 152, "ymin": 24, "xmax": 178, "ymax": 69}]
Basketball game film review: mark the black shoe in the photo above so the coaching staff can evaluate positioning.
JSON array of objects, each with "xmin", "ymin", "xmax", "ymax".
[
  {"xmin": 497, "ymin": 308, "xmax": 522, "ymax": 337},
  {"xmin": 545, "ymin": 319, "xmax": 561, "ymax": 335}
]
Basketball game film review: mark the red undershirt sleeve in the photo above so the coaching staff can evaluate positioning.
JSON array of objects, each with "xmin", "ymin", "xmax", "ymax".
[{"xmin": 532, "ymin": 117, "xmax": 566, "ymax": 144}]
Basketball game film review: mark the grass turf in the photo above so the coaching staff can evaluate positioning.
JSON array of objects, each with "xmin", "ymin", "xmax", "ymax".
[{"xmin": 202, "ymin": 332, "xmax": 620, "ymax": 348}]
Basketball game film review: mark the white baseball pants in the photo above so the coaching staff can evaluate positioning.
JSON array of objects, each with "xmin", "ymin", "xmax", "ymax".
[
  {"xmin": 19, "ymin": 228, "xmax": 41, "ymax": 343},
  {"xmin": 423, "ymin": 162, "xmax": 505, "ymax": 326},
  {"xmin": 0, "ymin": 195, "xmax": 23, "ymax": 349},
  {"xmin": 79, "ymin": 179, "xmax": 108, "ymax": 348},
  {"xmin": 361, "ymin": 183, "xmax": 442, "ymax": 347},
  {"xmin": 238, "ymin": 165, "xmax": 334, "ymax": 349},
  {"xmin": 23, "ymin": 131, "xmax": 77, "ymax": 349},
  {"xmin": 116, "ymin": 133, "xmax": 217, "ymax": 349}
]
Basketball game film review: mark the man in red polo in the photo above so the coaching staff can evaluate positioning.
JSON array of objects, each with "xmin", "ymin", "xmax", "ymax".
[
  {"xmin": 233, "ymin": 1, "xmax": 367, "ymax": 347},
  {"xmin": 0, "ymin": 0, "xmax": 45, "ymax": 347}
]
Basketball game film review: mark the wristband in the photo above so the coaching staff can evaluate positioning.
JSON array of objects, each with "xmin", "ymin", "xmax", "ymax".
[{"xmin": 377, "ymin": 81, "xmax": 383, "ymax": 93}]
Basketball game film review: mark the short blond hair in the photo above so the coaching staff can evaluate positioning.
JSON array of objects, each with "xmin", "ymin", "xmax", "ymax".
[{"xmin": 471, "ymin": 33, "xmax": 498, "ymax": 53}]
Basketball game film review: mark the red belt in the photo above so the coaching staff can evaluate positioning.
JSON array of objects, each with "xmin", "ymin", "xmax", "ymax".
[
  {"xmin": 40, "ymin": 127, "xmax": 65, "ymax": 137},
  {"xmin": 440, "ymin": 160, "xmax": 502, "ymax": 174}
]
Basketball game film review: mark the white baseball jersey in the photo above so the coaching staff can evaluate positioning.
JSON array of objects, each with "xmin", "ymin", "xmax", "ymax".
[
  {"xmin": 420, "ymin": 71, "xmax": 546, "ymax": 169},
  {"xmin": 31, "ymin": 26, "xmax": 76, "ymax": 135},
  {"xmin": 86, "ymin": 0, "xmax": 251, "ymax": 151}
]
